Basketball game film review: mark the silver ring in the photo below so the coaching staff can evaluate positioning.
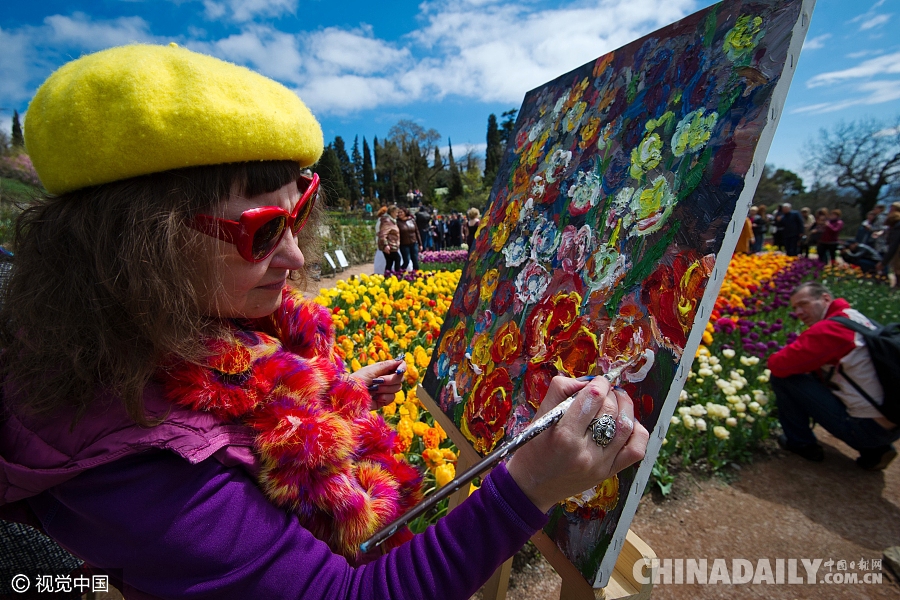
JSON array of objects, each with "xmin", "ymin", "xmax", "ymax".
[{"xmin": 589, "ymin": 414, "xmax": 617, "ymax": 447}]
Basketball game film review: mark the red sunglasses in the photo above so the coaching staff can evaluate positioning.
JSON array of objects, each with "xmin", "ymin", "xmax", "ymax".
[{"xmin": 190, "ymin": 174, "xmax": 319, "ymax": 263}]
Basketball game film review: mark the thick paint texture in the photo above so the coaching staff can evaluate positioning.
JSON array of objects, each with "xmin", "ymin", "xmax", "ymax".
[{"xmin": 423, "ymin": 0, "xmax": 804, "ymax": 584}]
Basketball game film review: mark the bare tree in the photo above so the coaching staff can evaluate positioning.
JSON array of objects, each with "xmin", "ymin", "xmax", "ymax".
[
  {"xmin": 804, "ymin": 117, "xmax": 900, "ymax": 218},
  {"xmin": 387, "ymin": 120, "xmax": 440, "ymax": 156}
]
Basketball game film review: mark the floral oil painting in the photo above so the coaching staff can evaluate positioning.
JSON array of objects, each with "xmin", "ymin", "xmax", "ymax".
[{"xmin": 421, "ymin": 0, "xmax": 815, "ymax": 588}]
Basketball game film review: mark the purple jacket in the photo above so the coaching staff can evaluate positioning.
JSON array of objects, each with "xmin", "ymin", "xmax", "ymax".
[{"xmin": 1, "ymin": 382, "xmax": 548, "ymax": 599}]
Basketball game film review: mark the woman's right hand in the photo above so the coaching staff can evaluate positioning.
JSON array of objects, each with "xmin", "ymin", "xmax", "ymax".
[{"xmin": 506, "ymin": 376, "xmax": 649, "ymax": 513}]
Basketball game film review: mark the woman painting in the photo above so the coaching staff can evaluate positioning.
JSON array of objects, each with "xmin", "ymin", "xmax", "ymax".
[{"xmin": 0, "ymin": 44, "xmax": 647, "ymax": 600}]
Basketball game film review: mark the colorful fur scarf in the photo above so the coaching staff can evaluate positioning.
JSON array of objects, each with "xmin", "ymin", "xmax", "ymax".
[{"xmin": 160, "ymin": 288, "xmax": 422, "ymax": 560}]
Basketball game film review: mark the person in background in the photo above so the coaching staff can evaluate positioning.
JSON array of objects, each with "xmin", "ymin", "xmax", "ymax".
[
  {"xmin": 772, "ymin": 206, "xmax": 786, "ymax": 251},
  {"xmin": 0, "ymin": 44, "xmax": 649, "ymax": 600},
  {"xmin": 798, "ymin": 207, "xmax": 815, "ymax": 258},
  {"xmin": 806, "ymin": 208, "xmax": 826, "ymax": 259},
  {"xmin": 415, "ymin": 205, "xmax": 433, "ymax": 251},
  {"xmin": 855, "ymin": 211, "xmax": 879, "ymax": 247},
  {"xmin": 465, "ymin": 207, "xmax": 481, "ymax": 249},
  {"xmin": 751, "ymin": 205, "xmax": 767, "ymax": 253},
  {"xmin": 397, "ymin": 207, "xmax": 422, "ymax": 271},
  {"xmin": 433, "ymin": 214, "xmax": 446, "ymax": 250},
  {"xmin": 768, "ymin": 282, "xmax": 898, "ymax": 470},
  {"xmin": 378, "ymin": 205, "xmax": 402, "ymax": 273},
  {"xmin": 778, "ymin": 203, "xmax": 804, "ymax": 257},
  {"xmin": 817, "ymin": 208, "xmax": 843, "ymax": 265},
  {"xmin": 736, "ymin": 210, "xmax": 755, "ymax": 254},
  {"xmin": 872, "ymin": 203, "xmax": 888, "ymax": 230},
  {"xmin": 447, "ymin": 213, "xmax": 463, "ymax": 247},
  {"xmin": 373, "ymin": 205, "xmax": 388, "ymax": 275},
  {"xmin": 876, "ymin": 203, "xmax": 900, "ymax": 287},
  {"xmin": 841, "ymin": 240, "xmax": 881, "ymax": 274}
]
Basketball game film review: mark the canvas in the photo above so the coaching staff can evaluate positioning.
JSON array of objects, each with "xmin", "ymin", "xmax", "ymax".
[{"xmin": 421, "ymin": 0, "xmax": 813, "ymax": 589}]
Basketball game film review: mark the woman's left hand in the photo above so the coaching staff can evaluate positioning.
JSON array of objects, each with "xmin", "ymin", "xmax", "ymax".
[{"xmin": 350, "ymin": 359, "xmax": 406, "ymax": 409}]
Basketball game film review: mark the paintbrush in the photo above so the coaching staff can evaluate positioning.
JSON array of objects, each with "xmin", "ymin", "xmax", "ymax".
[{"xmin": 359, "ymin": 365, "xmax": 625, "ymax": 553}]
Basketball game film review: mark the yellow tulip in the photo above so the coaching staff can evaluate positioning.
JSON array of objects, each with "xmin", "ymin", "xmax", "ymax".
[
  {"xmin": 403, "ymin": 400, "xmax": 419, "ymax": 421},
  {"xmin": 434, "ymin": 463, "xmax": 456, "ymax": 487}
]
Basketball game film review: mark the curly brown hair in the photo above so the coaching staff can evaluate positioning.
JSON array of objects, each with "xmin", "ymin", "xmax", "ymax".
[{"xmin": 0, "ymin": 160, "xmax": 323, "ymax": 425}]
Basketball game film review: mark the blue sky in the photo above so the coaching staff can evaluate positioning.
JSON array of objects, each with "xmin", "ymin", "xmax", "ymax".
[{"xmin": 2, "ymin": 0, "xmax": 898, "ymax": 182}]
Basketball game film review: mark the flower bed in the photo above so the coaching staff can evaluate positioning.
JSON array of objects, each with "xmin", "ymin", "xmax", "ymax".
[
  {"xmin": 314, "ymin": 271, "xmax": 462, "ymax": 529},
  {"xmin": 420, "ymin": 250, "xmax": 468, "ymax": 264},
  {"xmin": 419, "ymin": 250, "xmax": 468, "ymax": 272},
  {"xmin": 314, "ymin": 254, "xmax": 900, "ymax": 506}
]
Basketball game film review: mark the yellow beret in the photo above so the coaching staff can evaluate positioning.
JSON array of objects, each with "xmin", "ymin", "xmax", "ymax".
[{"xmin": 25, "ymin": 43, "xmax": 323, "ymax": 195}]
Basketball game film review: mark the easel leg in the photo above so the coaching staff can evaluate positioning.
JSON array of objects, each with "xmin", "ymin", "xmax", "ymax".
[
  {"xmin": 560, "ymin": 579, "xmax": 602, "ymax": 600},
  {"xmin": 446, "ymin": 453, "xmax": 472, "ymax": 512},
  {"xmin": 482, "ymin": 557, "xmax": 513, "ymax": 600}
]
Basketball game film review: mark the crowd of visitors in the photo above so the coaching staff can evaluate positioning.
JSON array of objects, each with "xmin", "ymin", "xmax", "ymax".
[
  {"xmin": 745, "ymin": 201, "xmax": 900, "ymax": 285},
  {"xmin": 367, "ymin": 199, "xmax": 900, "ymax": 281},
  {"xmin": 372, "ymin": 200, "xmax": 480, "ymax": 275}
]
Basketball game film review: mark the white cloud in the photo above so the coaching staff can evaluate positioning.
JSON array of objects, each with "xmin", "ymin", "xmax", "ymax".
[
  {"xmin": 297, "ymin": 75, "xmax": 407, "ymax": 113},
  {"xmin": 847, "ymin": 49, "xmax": 881, "ymax": 59},
  {"xmin": 792, "ymin": 80, "xmax": 900, "ymax": 114},
  {"xmin": 0, "ymin": 27, "xmax": 33, "ymax": 102},
  {"xmin": 190, "ymin": 26, "xmax": 304, "ymax": 83},
  {"xmin": 399, "ymin": 0, "xmax": 698, "ymax": 104},
  {"xmin": 0, "ymin": 0, "xmax": 718, "ymax": 118},
  {"xmin": 874, "ymin": 125, "xmax": 900, "ymax": 137},
  {"xmin": 801, "ymin": 34, "xmax": 830, "ymax": 51},
  {"xmin": 43, "ymin": 13, "xmax": 156, "ymax": 49},
  {"xmin": 859, "ymin": 14, "xmax": 892, "ymax": 30},
  {"xmin": 850, "ymin": 2, "xmax": 892, "ymax": 31},
  {"xmin": 305, "ymin": 27, "xmax": 411, "ymax": 76},
  {"xmin": 287, "ymin": 0, "xmax": 698, "ymax": 114},
  {"xmin": 202, "ymin": 0, "xmax": 297, "ymax": 23},
  {"xmin": 202, "ymin": 1, "xmax": 228, "ymax": 20},
  {"xmin": 806, "ymin": 52, "xmax": 900, "ymax": 87},
  {"xmin": 439, "ymin": 142, "xmax": 487, "ymax": 158}
]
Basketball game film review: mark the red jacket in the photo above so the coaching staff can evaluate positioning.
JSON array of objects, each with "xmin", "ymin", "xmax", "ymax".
[{"xmin": 768, "ymin": 298, "xmax": 889, "ymax": 424}]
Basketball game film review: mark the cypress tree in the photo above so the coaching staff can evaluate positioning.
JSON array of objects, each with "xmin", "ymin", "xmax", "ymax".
[
  {"xmin": 332, "ymin": 136, "xmax": 359, "ymax": 204},
  {"xmin": 484, "ymin": 113, "xmax": 502, "ymax": 187},
  {"xmin": 351, "ymin": 135, "xmax": 364, "ymax": 203},
  {"xmin": 314, "ymin": 144, "xmax": 350, "ymax": 205},
  {"xmin": 373, "ymin": 136, "xmax": 381, "ymax": 200},
  {"xmin": 433, "ymin": 146, "xmax": 443, "ymax": 171},
  {"xmin": 448, "ymin": 139, "xmax": 463, "ymax": 200},
  {"xmin": 11, "ymin": 110, "xmax": 24, "ymax": 148},
  {"xmin": 500, "ymin": 109, "xmax": 518, "ymax": 153},
  {"xmin": 362, "ymin": 137, "xmax": 375, "ymax": 201}
]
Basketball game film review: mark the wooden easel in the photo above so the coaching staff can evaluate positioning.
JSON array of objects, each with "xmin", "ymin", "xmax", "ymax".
[{"xmin": 418, "ymin": 385, "xmax": 655, "ymax": 600}]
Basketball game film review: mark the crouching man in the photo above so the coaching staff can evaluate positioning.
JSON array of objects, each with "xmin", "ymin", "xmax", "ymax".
[
  {"xmin": 767, "ymin": 282, "xmax": 898, "ymax": 470},
  {"xmin": 841, "ymin": 241, "xmax": 881, "ymax": 274}
]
